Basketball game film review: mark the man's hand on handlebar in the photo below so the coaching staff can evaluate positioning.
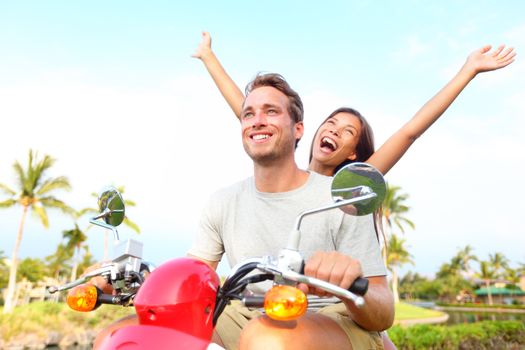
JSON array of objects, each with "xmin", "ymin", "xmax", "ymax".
[
  {"xmin": 300, "ymin": 251, "xmax": 363, "ymax": 298},
  {"xmin": 82, "ymin": 262, "xmax": 115, "ymax": 295}
]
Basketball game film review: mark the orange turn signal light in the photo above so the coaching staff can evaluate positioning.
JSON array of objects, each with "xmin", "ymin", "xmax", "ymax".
[
  {"xmin": 264, "ymin": 285, "xmax": 308, "ymax": 321},
  {"xmin": 66, "ymin": 284, "xmax": 100, "ymax": 312}
]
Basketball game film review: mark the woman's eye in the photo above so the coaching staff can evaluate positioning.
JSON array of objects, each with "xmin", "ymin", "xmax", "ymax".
[
  {"xmin": 344, "ymin": 129, "xmax": 354, "ymax": 135},
  {"xmin": 326, "ymin": 120, "xmax": 335, "ymax": 125}
]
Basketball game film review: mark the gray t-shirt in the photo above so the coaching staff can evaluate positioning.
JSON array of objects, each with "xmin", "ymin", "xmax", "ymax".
[{"xmin": 189, "ymin": 172, "xmax": 386, "ymax": 279}]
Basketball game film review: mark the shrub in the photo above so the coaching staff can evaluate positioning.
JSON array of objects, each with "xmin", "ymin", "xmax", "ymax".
[{"xmin": 388, "ymin": 321, "xmax": 525, "ymax": 350}]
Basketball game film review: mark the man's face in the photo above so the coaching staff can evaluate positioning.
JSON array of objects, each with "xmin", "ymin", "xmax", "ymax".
[{"xmin": 240, "ymin": 86, "xmax": 303, "ymax": 165}]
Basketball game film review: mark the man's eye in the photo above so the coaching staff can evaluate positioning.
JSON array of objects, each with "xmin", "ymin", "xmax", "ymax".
[
  {"xmin": 267, "ymin": 109, "xmax": 277, "ymax": 115},
  {"xmin": 243, "ymin": 112, "xmax": 254, "ymax": 119}
]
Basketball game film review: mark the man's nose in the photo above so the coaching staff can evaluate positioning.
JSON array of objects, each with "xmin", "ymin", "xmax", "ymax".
[{"xmin": 252, "ymin": 111, "xmax": 267, "ymax": 127}]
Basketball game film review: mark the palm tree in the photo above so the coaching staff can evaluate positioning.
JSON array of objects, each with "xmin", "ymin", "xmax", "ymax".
[
  {"xmin": 489, "ymin": 252, "xmax": 509, "ymax": 279},
  {"xmin": 45, "ymin": 243, "xmax": 73, "ymax": 280},
  {"xmin": 0, "ymin": 150, "xmax": 75, "ymax": 313},
  {"xmin": 62, "ymin": 224, "xmax": 88, "ymax": 281},
  {"xmin": 476, "ymin": 260, "xmax": 496, "ymax": 305},
  {"xmin": 453, "ymin": 245, "xmax": 478, "ymax": 278},
  {"xmin": 380, "ymin": 184, "xmax": 415, "ymax": 262},
  {"xmin": 382, "ymin": 185, "xmax": 415, "ymax": 234},
  {"xmin": 386, "ymin": 234, "xmax": 414, "ymax": 303}
]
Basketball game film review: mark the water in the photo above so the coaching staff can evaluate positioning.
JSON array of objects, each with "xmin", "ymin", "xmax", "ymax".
[{"xmin": 445, "ymin": 310, "xmax": 525, "ymax": 325}]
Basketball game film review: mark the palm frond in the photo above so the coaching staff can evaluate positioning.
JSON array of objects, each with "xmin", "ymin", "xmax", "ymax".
[
  {"xmin": 38, "ymin": 197, "xmax": 76, "ymax": 217},
  {"xmin": 0, "ymin": 183, "xmax": 16, "ymax": 196},
  {"xmin": 32, "ymin": 204, "xmax": 49, "ymax": 228},
  {"xmin": 124, "ymin": 199, "xmax": 136, "ymax": 207},
  {"xmin": 123, "ymin": 217, "xmax": 141, "ymax": 234},
  {"xmin": 77, "ymin": 207, "xmax": 98, "ymax": 217},
  {"xmin": 36, "ymin": 176, "xmax": 72, "ymax": 195},
  {"xmin": 0, "ymin": 199, "xmax": 17, "ymax": 208},
  {"xmin": 13, "ymin": 161, "xmax": 27, "ymax": 194}
]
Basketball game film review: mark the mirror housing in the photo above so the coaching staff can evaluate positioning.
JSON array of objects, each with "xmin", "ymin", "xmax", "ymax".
[{"xmin": 331, "ymin": 162, "xmax": 386, "ymax": 215}]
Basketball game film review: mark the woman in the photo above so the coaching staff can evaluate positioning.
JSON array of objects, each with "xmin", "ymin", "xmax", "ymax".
[
  {"xmin": 192, "ymin": 32, "xmax": 515, "ymax": 350},
  {"xmin": 192, "ymin": 31, "xmax": 515, "ymax": 177}
]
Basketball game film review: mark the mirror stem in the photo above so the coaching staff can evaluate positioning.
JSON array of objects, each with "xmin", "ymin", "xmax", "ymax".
[{"xmin": 285, "ymin": 192, "xmax": 377, "ymax": 251}]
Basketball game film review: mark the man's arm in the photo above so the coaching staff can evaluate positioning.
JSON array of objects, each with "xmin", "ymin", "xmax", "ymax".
[
  {"xmin": 303, "ymin": 251, "xmax": 394, "ymax": 331},
  {"xmin": 187, "ymin": 254, "xmax": 219, "ymax": 271}
]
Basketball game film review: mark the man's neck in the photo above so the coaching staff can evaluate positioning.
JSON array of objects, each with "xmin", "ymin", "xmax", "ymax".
[{"xmin": 253, "ymin": 157, "xmax": 309, "ymax": 193}]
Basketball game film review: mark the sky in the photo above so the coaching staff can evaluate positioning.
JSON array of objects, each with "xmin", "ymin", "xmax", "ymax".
[{"xmin": 1, "ymin": 1, "xmax": 524, "ymax": 278}]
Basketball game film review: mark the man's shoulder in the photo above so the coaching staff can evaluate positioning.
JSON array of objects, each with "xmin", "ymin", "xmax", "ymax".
[{"xmin": 210, "ymin": 177, "xmax": 253, "ymax": 201}]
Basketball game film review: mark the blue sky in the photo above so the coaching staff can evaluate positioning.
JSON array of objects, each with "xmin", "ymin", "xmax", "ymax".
[{"xmin": 1, "ymin": 1, "xmax": 524, "ymax": 277}]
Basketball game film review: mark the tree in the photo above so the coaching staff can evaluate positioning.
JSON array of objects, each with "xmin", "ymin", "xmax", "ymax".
[
  {"xmin": 45, "ymin": 243, "xmax": 73, "ymax": 281},
  {"xmin": 386, "ymin": 234, "xmax": 414, "ymax": 303},
  {"xmin": 17, "ymin": 257, "xmax": 47, "ymax": 283},
  {"xmin": 380, "ymin": 184, "xmax": 415, "ymax": 262},
  {"xmin": 475, "ymin": 260, "xmax": 497, "ymax": 305},
  {"xmin": 62, "ymin": 224, "xmax": 88, "ymax": 281},
  {"xmin": 456, "ymin": 245, "xmax": 478, "ymax": 276},
  {"xmin": 0, "ymin": 150, "xmax": 75, "ymax": 313},
  {"xmin": 489, "ymin": 252, "xmax": 509, "ymax": 279},
  {"xmin": 0, "ymin": 250, "xmax": 8, "ymax": 291}
]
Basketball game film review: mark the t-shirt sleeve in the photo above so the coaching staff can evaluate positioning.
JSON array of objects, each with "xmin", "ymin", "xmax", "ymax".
[
  {"xmin": 335, "ymin": 213, "xmax": 386, "ymax": 277},
  {"xmin": 187, "ymin": 194, "xmax": 225, "ymax": 262}
]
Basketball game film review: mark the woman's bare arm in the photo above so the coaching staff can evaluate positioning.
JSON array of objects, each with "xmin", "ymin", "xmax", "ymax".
[
  {"xmin": 366, "ymin": 44, "xmax": 516, "ymax": 175},
  {"xmin": 192, "ymin": 31, "xmax": 245, "ymax": 119}
]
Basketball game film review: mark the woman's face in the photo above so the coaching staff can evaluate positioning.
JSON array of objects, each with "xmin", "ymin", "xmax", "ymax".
[{"xmin": 311, "ymin": 112, "xmax": 362, "ymax": 168}]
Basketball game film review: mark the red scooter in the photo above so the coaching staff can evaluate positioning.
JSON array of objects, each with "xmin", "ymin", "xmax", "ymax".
[{"xmin": 49, "ymin": 162, "xmax": 386, "ymax": 349}]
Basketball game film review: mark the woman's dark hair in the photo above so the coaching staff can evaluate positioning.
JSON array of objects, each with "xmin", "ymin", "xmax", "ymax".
[
  {"xmin": 309, "ymin": 107, "xmax": 385, "ymax": 252},
  {"xmin": 308, "ymin": 107, "xmax": 375, "ymax": 175}
]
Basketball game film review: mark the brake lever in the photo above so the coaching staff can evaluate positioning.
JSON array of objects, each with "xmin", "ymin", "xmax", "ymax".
[
  {"xmin": 256, "ymin": 263, "xmax": 365, "ymax": 308},
  {"xmin": 47, "ymin": 264, "xmax": 115, "ymax": 294}
]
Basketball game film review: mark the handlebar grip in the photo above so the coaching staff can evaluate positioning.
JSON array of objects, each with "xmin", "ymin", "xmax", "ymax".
[
  {"xmin": 98, "ymin": 293, "xmax": 118, "ymax": 304},
  {"xmin": 242, "ymin": 296, "xmax": 265, "ymax": 308},
  {"xmin": 299, "ymin": 265, "xmax": 368, "ymax": 296},
  {"xmin": 349, "ymin": 277, "xmax": 368, "ymax": 296}
]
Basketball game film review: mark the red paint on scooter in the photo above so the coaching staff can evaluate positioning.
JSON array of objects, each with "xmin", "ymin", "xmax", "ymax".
[{"xmin": 133, "ymin": 258, "xmax": 220, "ymax": 340}]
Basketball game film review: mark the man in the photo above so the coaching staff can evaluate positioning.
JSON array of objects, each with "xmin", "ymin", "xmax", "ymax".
[{"xmin": 188, "ymin": 73, "xmax": 394, "ymax": 350}]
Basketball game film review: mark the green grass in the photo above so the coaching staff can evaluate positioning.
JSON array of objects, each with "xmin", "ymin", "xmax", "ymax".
[
  {"xmin": 0, "ymin": 302, "xmax": 135, "ymax": 342},
  {"xmin": 394, "ymin": 302, "xmax": 445, "ymax": 320}
]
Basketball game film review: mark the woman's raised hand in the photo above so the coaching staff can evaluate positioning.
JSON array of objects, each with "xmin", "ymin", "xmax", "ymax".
[
  {"xmin": 464, "ymin": 44, "xmax": 516, "ymax": 75},
  {"xmin": 192, "ymin": 31, "xmax": 212, "ymax": 60}
]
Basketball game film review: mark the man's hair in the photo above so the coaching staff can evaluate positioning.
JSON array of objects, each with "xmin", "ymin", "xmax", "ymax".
[{"xmin": 244, "ymin": 73, "xmax": 304, "ymax": 123}]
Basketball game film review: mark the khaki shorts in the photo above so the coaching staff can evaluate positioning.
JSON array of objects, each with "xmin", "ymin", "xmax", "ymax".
[{"xmin": 215, "ymin": 301, "xmax": 383, "ymax": 350}]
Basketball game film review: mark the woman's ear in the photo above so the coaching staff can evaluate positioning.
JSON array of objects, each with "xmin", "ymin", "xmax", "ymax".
[{"xmin": 347, "ymin": 151, "xmax": 357, "ymax": 161}]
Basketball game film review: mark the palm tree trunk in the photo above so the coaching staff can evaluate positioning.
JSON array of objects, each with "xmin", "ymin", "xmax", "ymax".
[
  {"xmin": 3, "ymin": 206, "xmax": 29, "ymax": 314},
  {"xmin": 70, "ymin": 248, "xmax": 79, "ymax": 282},
  {"xmin": 485, "ymin": 279, "xmax": 493, "ymax": 305},
  {"xmin": 392, "ymin": 266, "xmax": 400, "ymax": 304}
]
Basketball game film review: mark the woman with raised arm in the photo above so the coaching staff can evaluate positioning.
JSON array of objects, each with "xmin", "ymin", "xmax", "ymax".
[
  {"xmin": 192, "ymin": 31, "xmax": 515, "ymax": 177},
  {"xmin": 193, "ymin": 32, "xmax": 515, "ymax": 350}
]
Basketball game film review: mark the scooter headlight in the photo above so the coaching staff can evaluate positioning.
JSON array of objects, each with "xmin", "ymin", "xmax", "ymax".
[
  {"xmin": 264, "ymin": 285, "xmax": 308, "ymax": 321},
  {"xmin": 66, "ymin": 284, "xmax": 100, "ymax": 312}
]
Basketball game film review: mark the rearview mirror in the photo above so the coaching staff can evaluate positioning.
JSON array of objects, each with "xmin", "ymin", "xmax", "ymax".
[{"xmin": 331, "ymin": 163, "xmax": 386, "ymax": 215}]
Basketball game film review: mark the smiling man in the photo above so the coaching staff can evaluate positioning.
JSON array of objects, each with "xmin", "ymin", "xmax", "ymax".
[{"xmin": 188, "ymin": 73, "xmax": 394, "ymax": 350}]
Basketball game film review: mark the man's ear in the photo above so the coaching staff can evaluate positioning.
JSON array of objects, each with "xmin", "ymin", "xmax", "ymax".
[{"xmin": 294, "ymin": 121, "xmax": 304, "ymax": 140}]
